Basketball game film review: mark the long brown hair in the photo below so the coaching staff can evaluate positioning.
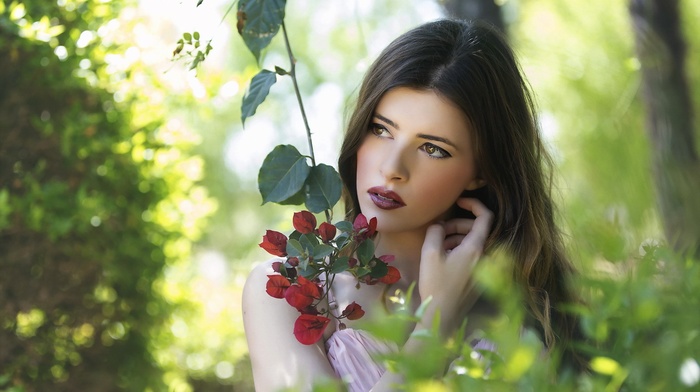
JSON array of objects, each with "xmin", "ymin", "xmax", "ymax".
[{"xmin": 338, "ymin": 20, "xmax": 584, "ymax": 369}]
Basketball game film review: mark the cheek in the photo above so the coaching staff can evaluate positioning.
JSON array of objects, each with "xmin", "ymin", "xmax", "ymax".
[
  {"xmin": 419, "ymin": 176, "xmax": 459, "ymax": 206},
  {"xmin": 355, "ymin": 139, "xmax": 375, "ymax": 177},
  {"xmin": 417, "ymin": 167, "xmax": 471, "ymax": 208}
]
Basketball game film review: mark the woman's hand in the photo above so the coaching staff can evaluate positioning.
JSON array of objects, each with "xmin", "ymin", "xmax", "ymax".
[{"xmin": 417, "ymin": 197, "xmax": 494, "ymax": 336}]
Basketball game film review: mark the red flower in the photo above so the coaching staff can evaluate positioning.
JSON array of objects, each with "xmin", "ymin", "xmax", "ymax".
[
  {"xmin": 293, "ymin": 211, "xmax": 317, "ymax": 234},
  {"xmin": 341, "ymin": 302, "xmax": 365, "ymax": 320},
  {"xmin": 294, "ymin": 314, "xmax": 330, "ymax": 345},
  {"xmin": 353, "ymin": 213, "xmax": 377, "ymax": 240},
  {"xmin": 378, "ymin": 254, "xmax": 395, "ymax": 263},
  {"xmin": 259, "ymin": 230, "xmax": 288, "ymax": 257},
  {"xmin": 317, "ymin": 222, "xmax": 336, "ymax": 243},
  {"xmin": 348, "ymin": 257, "xmax": 358, "ymax": 268},
  {"xmin": 284, "ymin": 277, "xmax": 321, "ymax": 310},
  {"xmin": 379, "ymin": 266, "xmax": 401, "ymax": 285},
  {"xmin": 265, "ymin": 275, "xmax": 291, "ymax": 298}
]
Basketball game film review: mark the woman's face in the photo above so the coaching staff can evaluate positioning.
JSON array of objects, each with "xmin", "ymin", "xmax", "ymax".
[{"xmin": 356, "ymin": 87, "xmax": 483, "ymax": 234}]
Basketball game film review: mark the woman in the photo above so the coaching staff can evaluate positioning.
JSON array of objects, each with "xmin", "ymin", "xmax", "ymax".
[{"xmin": 243, "ymin": 19, "xmax": 583, "ymax": 391}]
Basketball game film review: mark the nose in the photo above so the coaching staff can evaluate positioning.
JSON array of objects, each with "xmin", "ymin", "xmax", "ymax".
[{"xmin": 379, "ymin": 144, "xmax": 410, "ymax": 182}]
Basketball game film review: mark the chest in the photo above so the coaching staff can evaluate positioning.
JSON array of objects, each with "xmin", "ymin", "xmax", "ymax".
[{"xmin": 324, "ymin": 273, "xmax": 420, "ymax": 336}]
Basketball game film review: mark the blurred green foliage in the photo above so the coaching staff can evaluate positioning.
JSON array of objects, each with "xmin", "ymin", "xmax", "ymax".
[
  {"xmin": 0, "ymin": 0, "xmax": 214, "ymax": 390},
  {"xmin": 1, "ymin": 0, "xmax": 699, "ymax": 390}
]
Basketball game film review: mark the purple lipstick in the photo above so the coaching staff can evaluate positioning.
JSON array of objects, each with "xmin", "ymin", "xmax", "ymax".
[{"xmin": 368, "ymin": 186, "xmax": 406, "ymax": 210}]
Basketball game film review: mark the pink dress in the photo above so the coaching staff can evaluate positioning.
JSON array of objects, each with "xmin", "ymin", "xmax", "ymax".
[
  {"xmin": 323, "ymin": 287, "xmax": 497, "ymax": 391},
  {"xmin": 325, "ymin": 327, "xmax": 497, "ymax": 391},
  {"xmin": 325, "ymin": 327, "xmax": 397, "ymax": 392}
]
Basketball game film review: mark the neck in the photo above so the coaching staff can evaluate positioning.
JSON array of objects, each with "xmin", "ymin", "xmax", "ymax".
[{"xmin": 373, "ymin": 229, "xmax": 427, "ymax": 285}]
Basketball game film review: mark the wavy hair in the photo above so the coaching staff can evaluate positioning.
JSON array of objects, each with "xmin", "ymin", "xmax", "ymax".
[{"xmin": 338, "ymin": 19, "xmax": 584, "ymax": 369}]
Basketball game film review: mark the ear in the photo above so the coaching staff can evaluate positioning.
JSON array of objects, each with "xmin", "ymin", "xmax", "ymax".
[{"xmin": 465, "ymin": 178, "xmax": 486, "ymax": 191}]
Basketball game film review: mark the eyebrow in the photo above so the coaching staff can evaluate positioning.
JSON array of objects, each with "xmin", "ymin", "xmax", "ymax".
[{"xmin": 373, "ymin": 112, "xmax": 459, "ymax": 149}]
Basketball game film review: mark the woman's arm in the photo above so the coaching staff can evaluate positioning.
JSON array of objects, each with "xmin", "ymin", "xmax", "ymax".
[
  {"xmin": 242, "ymin": 260, "xmax": 338, "ymax": 391},
  {"xmin": 372, "ymin": 198, "xmax": 494, "ymax": 391}
]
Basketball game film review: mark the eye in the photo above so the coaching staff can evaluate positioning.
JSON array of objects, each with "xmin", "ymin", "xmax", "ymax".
[
  {"xmin": 369, "ymin": 123, "xmax": 391, "ymax": 138},
  {"xmin": 421, "ymin": 143, "xmax": 451, "ymax": 159}
]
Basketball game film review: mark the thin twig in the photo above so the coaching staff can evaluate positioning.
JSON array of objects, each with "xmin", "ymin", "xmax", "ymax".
[
  {"xmin": 281, "ymin": 21, "xmax": 315, "ymax": 166},
  {"xmin": 281, "ymin": 21, "xmax": 332, "ymax": 223}
]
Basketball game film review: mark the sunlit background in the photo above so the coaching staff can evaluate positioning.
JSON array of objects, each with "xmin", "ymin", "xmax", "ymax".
[{"xmin": 2, "ymin": 0, "xmax": 700, "ymax": 390}]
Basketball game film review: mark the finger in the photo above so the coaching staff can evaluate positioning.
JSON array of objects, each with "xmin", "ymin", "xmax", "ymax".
[
  {"xmin": 444, "ymin": 234, "xmax": 466, "ymax": 251},
  {"xmin": 442, "ymin": 218, "xmax": 474, "ymax": 236},
  {"xmin": 454, "ymin": 198, "xmax": 494, "ymax": 248},
  {"xmin": 421, "ymin": 223, "xmax": 446, "ymax": 260}
]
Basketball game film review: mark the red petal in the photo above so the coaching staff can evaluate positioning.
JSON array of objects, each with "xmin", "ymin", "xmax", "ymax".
[
  {"xmin": 378, "ymin": 254, "xmax": 395, "ymax": 263},
  {"xmin": 317, "ymin": 222, "xmax": 336, "ymax": 243},
  {"xmin": 284, "ymin": 285, "xmax": 314, "ymax": 310},
  {"xmin": 353, "ymin": 213, "xmax": 377, "ymax": 240},
  {"xmin": 293, "ymin": 314, "xmax": 330, "ymax": 345},
  {"xmin": 341, "ymin": 302, "xmax": 365, "ymax": 320},
  {"xmin": 293, "ymin": 211, "xmax": 317, "ymax": 234},
  {"xmin": 265, "ymin": 275, "xmax": 291, "ymax": 298},
  {"xmin": 353, "ymin": 213, "xmax": 368, "ymax": 232},
  {"xmin": 379, "ymin": 266, "xmax": 401, "ymax": 285},
  {"xmin": 367, "ymin": 217, "xmax": 377, "ymax": 237},
  {"xmin": 259, "ymin": 230, "xmax": 288, "ymax": 257},
  {"xmin": 298, "ymin": 277, "xmax": 322, "ymax": 299}
]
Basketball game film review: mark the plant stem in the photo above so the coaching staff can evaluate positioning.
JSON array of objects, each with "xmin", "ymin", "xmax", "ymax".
[
  {"xmin": 281, "ymin": 22, "xmax": 315, "ymax": 166},
  {"xmin": 281, "ymin": 21, "xmax": 332, "ymax": 223}
]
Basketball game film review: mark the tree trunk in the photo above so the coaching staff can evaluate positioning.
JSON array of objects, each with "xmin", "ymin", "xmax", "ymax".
[
  {"xmin": 629, "ymin": 0, "xmax": 700, "ymax": 257},
  {"xmin": 439, "ymin": 0, "xmax": 506, "ymax": 35}
]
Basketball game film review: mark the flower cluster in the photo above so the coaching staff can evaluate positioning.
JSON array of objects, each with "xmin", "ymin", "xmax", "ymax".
[{"xmin": 259, "ymin": 211, "xmax": 400, "ymax": 345}]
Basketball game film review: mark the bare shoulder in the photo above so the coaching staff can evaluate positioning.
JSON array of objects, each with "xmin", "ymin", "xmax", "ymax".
[
  {"xmin": 242, "ymin": 259, "xmax": 277, "ymax": 300},
  {"xmin": 242, "ymin": 258, "xmax": 337, "ymax": 390}
]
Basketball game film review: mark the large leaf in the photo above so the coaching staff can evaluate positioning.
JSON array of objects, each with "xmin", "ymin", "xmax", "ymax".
[
  {"xmin": 237, "ymin": 0, "xmax": 286, "ymax": 62},
  {"xmin": 241, "ymin": 69, "xmax": 276, "ymax": 127},
  {"xmin": 304, "ymin": 164, "xmax": 342, "ymax": 213},
  {"xmin": 276, "ymin": 188, "xmax": 305, "ymax": 206},
  {"xmin": 258, "ymin": 145, "xmax": 311, "ymax": 204}
]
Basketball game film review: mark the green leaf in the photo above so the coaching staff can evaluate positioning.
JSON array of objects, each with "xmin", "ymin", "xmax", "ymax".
[
  {"xmin": 330, "ymin": 256, "xmax": 350, "ymax": 274},
  {"xmin": 276, "ymin": 188, "xmax": 305, "ymax": 206},
  {"xmin": 193, "ymin": 31, "xmax": 200, "ymax": 40},
  {"xmin": 369, "ymin": 258, "xmax": 388, "ymax": 278},
  {"xmin": 183, "ymin": 32, "xmax": 192, "ymax": 43},
  {"xmin": 241, "ymin": 69, "xmax": 277, "ymax": 126},
  {"xmin": 258, "ymin": 145, "xmax": 311, "ymax": 204},
  {"xmin": 355, "ymin": 266, "xmax": 370, "ymax": 277},
  {"xmin": 304, "ymin": 164, "xmax": 342, "ymax": 213},
  {"xmin": 335, "ymin": 220, "xmax": 353, "ymax": 233},
  {"xmin": 299, "ymin": 263, "xmax": 318, "ymax": 278},
  {"xmin": 299, "ymin": 256, "xmax": 310, "ymax": 272},
  {"xmin": 286, "ymin": 238, "xmax": 304, "ymax": 258},
  {"xmin": 313, "ymin": 244, "xmax": 335, "ymax": 260},
  {"xmin": 274, "ymin": 65, "xmax": 288, "ymax": 75},
  {"xmin": 237, "ymin": 0, "xmax": 286, "ymax": 62},
  {"xmin": 356, "ymin": 239, "xmax": 374, "ymax": 264},
  {"xmin": 299, "ymin": 233, "xmax": 319, "ymax": 253},
  {"xmin": 334, "ymin": 233, "xmax": 350, "ymax": 249}
]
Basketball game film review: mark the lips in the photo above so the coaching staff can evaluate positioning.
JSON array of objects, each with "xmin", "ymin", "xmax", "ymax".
[{"xmin": 367, "ymin": 186, "xmax": 406, "ymax": 210}]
